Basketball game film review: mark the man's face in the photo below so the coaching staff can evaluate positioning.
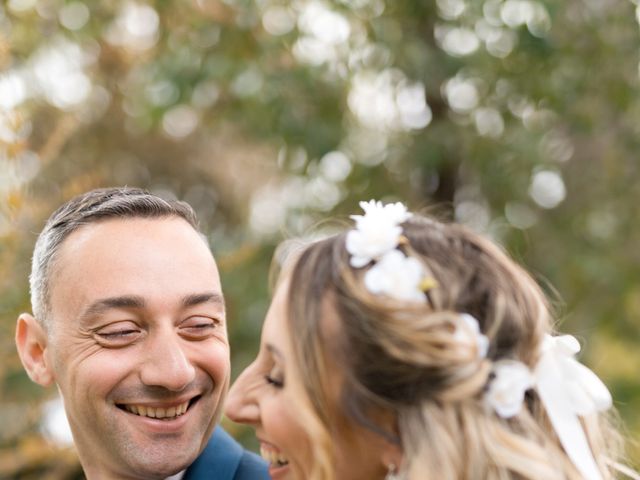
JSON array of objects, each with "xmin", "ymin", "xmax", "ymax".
[{"xmin": 44, "ymin": 217, "xmax": 229, "ymax": 479}]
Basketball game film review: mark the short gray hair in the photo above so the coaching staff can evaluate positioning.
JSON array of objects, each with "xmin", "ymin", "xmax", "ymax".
[{"xmin": 30, "ymin": 187, "xmax": 201, "ymax": 329}]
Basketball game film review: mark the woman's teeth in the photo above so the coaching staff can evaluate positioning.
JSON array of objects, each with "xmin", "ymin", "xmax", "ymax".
[
  {"xmin": 123, "ymin": 401, "xmax": 189, "ymax": 419},
  {"xmin": 260, "ymin": 445, "xmax": 289, "ymax": 467}
]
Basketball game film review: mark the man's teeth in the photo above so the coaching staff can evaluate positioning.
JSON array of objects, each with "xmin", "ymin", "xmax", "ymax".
[
  {"xmin": 260, "ymin": 445, "xmax": 289, "ymax": 467},
  {"xmin": 124, "ymin": 401, "xmax": 189, "ymax": 419}
]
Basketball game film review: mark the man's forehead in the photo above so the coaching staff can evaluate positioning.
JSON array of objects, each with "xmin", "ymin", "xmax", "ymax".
[
  {"xmin": 60, "ymin": 215, "xmax": 201, "ymax": 245},
  {"xmin": 47, "ymin": 216, "xmax": 220, "ymax": 316},
  {"xmin": 49, "ymin": 215, "xmax": 210, "ymax": 275}
]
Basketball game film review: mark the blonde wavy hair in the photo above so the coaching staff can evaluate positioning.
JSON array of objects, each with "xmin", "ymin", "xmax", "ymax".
[{"xmin": 279, "ymin": 215, "xmax": 625, "ymax": 480}]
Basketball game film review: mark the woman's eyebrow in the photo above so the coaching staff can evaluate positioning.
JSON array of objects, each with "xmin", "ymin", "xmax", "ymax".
[{"xmin": 266, "ymin": 343, "xmax": 284, "ymax": 361}]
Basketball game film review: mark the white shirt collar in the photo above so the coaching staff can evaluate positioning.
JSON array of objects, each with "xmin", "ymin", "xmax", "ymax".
[{"xmin": 165, "ymin": 471, "xmax": 185, "ymax": 480}]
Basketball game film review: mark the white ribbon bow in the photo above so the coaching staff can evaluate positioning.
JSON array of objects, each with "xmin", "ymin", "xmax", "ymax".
[
  {"xmin": 534, "ymin": 334, "xmax": 612, "ymax": 480},
  {"xmin": 487, "ymin": 334, "xmax": 612, "ymax": 480}
]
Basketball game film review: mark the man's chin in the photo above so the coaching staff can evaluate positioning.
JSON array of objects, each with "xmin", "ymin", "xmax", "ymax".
[
  {"xmin": 115, "ymin": 445, "xmax": 197, "ymax": 480},
  {"xmin": 105, "ymin": 418, "xmax": 207, "ymax": 479},
  {"xmin": 82, "ymin": 393, "xmax": 222, "ymax": 478}
]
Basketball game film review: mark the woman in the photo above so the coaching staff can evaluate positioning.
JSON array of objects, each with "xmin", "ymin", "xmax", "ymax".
[{"xmin": 225, "ymin": 200, "xmax": 629, "ymax": 480}]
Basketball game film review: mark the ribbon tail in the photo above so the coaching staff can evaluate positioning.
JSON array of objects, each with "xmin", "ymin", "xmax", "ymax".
[
  {"xmin": 573, "ymin": 361, "xmax": 613, "ymax": 414},
  {"xmin": 536, "ymin": 357, "xmax": 603, "ymax": 480}
]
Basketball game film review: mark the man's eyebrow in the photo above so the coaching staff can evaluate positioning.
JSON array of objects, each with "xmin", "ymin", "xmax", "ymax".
[
  {"xmin": 80, "ymin": 296, "xmax": 146, "ymax": 321},
  {"xmin": 182, "ymin": 292, "xmax": 226, "ymax": 311}
]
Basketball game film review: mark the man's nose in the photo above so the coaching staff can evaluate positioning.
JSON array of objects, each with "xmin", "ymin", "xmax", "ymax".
[
  {"xmin": 140, "ymin": 329, "xmax": 196, "ymax": 391},
  {"xmin": 225, "ymin": 364, "xmax": 260, "ymax": 424}
]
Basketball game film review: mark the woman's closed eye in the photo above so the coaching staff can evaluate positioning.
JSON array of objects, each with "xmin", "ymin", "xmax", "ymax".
[{"xmin": 265, "ymin": 365, "xmax": 285, "ymax": 388}]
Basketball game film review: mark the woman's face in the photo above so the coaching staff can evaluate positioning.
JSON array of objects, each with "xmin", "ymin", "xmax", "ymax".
[
  {"xmin": 225, "ymin": 280, "xmax": 395, "ymax": 480},
  {"xmin": 225, "ymin": 281, "xmax": 310, "ymax": 479}
]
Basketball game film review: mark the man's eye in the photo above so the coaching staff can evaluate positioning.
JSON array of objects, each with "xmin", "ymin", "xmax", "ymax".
[
  {"xmin": 100, "ymin": 330, "xmax": 137, "ymax": 337},
  {"xmin": 95, "ymin": 323, "xmax": 142, "ymax": 346},
  {"xmin": 180, "ymin": 316, "xmax": 219, "ymax": 339}
]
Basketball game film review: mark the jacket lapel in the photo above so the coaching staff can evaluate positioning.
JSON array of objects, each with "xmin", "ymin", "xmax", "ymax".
[{"xmin": 183, "ymin": 427, "xmax": 243, "ymax": 480}]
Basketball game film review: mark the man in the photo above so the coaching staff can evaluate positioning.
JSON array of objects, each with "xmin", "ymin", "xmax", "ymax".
[{"xmin": 15, "ymin": 187, "xmax": 268, "ymax": 480}]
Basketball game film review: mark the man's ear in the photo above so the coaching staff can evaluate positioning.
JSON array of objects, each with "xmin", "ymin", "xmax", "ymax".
[{"xmin": 15, "ymin": 313, "xmax": 54, "ymax": 387}]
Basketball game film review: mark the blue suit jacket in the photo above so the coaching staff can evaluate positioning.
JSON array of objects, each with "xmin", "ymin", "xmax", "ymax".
[{"xmin": 183, "ymin": 427, "xmax": 269, "ymax": 480}]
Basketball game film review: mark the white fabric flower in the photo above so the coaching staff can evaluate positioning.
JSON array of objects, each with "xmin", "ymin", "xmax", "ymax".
[
  {"xmin": 346, "ymin": 200, "xmax": 412, "ymax": 268},
  {"xmin": 486, "ymin": 360, "xmax": 534, "ymax": 418},
  {"xmin": 354, "ymin": 200, "xmax": 413, "ymax": 226},
  {"xmin": 456, "ymin": 313, "xmax": 489, "ymax": 359},
  {"xmin": 363, "ymin": 249, "xmax": 426, "ymax": 303}
]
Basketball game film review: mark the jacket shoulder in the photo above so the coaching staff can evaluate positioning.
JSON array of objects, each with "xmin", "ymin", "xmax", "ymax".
[
  {"xmin": 234, "ymin": 449, "xmax": 270, "ymax": 480},
  {"xmin": 184, "ymin": 427, "xmax": 268, "ymax": 480}
]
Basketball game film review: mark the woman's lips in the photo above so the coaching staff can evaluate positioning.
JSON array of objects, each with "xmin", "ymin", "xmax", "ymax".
[{"xmin": 260, "ymin": 442, "xmax": 290, "ymax": 468}]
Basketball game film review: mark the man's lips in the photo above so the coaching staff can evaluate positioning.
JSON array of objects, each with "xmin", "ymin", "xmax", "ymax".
[{"xmin": 116, "ymin": 395, "xmax": 201, "ymax": 420}]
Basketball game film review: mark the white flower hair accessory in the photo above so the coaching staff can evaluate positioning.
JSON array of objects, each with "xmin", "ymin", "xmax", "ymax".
[
  {"xmin": 486, "ymin": 360, "xmax": 534, "ymax": 418},
  {"xmin": 485, "ymin": 334, "xmax": 612, "ymax": 480},
  {"xmin": 364, "ymin": 250, "xmax": 427, "ymax": 303},
  {"xmin": 456, "ymin": 313, "xmax": 490, "ymax": 359},
  {"xmin": 346, "ymin": 200, "xmax": 434, "ymax": 303},
  {"xmin": 346, "ymin": 200, "xmax": 413, "ymax": 268}
]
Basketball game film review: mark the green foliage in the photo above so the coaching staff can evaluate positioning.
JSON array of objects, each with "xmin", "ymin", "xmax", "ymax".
[{"xmin": 1, "ymin": 0, "xmax": 638, "ymax": 474}]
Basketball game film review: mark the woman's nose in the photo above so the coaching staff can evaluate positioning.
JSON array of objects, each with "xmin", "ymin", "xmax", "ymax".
[{"xmin": 225, "ymin": 364, "xmax": 261, "ymax": 425}]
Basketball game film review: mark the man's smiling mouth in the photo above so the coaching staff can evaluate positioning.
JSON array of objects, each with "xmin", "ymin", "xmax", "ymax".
[{"xmin": 116, "ymin": 396, "xmax": 200, "ymax": 420}]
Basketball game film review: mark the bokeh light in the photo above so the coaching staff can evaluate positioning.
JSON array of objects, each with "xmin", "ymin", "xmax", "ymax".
[{"xmin": 1, "ymin": 0, "xmax": 639, "ymax": 473}]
